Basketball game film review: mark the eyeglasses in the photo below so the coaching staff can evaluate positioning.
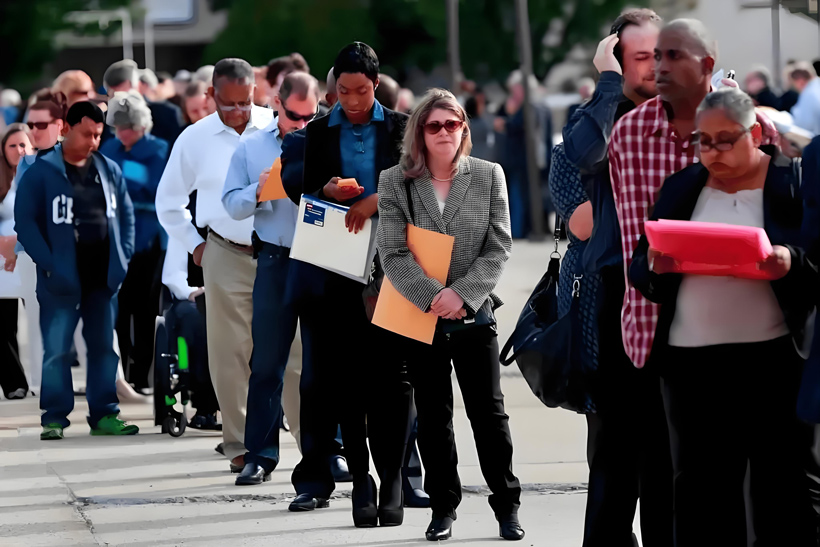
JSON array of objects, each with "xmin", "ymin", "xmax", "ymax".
[
  {"xmin": 423, "ymin": 119, "xmax": 464, "ymax": 135},
  {"xmin": 213, "ymin": 94, "xmax": 253, "ymax": 112},
  {"xmin": 695, "ymin": 127, "xmax": 751, "ymax": 152},
  {"xmin": 281, "ymin": 105, "xmax": 318, "ymax": 123},
  {"xmin": 27, "ymin": 121, "xmax": 55, "ymax": 130}
]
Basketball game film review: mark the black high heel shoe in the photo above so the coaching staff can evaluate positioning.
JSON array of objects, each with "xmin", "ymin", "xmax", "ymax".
[
  {"xmin": 352, "ymin": 474, "xmax": 377, "ymax": 528},
  {"xmin": 377, "ymin": 474, "xmax": 404, "ymax": 526}
]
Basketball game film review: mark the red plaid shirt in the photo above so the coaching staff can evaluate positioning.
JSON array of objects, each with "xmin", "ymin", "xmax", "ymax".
[{"xmin": 608, "ymin": 96, "xmax": 699, "ymax": 368}]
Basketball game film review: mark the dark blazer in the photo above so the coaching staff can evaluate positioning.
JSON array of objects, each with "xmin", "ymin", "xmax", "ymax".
[
  {"xmin": 630, "ymin": 155, "xmax": 816, "ymax": 359},
  {"xmin": 279, "ymin": 105, "xmax": 407, "ymax": 302},
  {"xmin": 147, "ymin": 99, "xmax": 185, "ymax": 149},
  {"xmin": 376, "ymin": 157, "xmax": 512, "ymax": 315},
  {"xmin": 281, "ymin": 106, "xmax": 408, "ymax": 205}
]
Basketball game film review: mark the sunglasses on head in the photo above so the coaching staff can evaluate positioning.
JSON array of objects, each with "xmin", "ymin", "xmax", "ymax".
[
  {"xmin": 423, "ymin": 119, "xmax": 464, "ymax": 134},
  {"xmin": 282, "ymin": 105, "xmax": 318, "ymax": 123},
  {"xmin": 26, "ymin": 121, "xmax": 55, "ymax": 130}
]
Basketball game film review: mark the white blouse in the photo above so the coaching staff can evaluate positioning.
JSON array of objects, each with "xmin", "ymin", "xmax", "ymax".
[{"xmin": 668, "ymin": 186, "xmax": 789, "ymax": 348}]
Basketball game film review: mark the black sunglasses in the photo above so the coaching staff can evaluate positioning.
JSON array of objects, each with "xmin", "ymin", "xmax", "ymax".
[
  {"xmin": 282, "ymin": 105, "xmax": 318, "ymax": 123},
  {"xmin": 26, "ymin": 121, "xmax": 55, "ymax": 130}
]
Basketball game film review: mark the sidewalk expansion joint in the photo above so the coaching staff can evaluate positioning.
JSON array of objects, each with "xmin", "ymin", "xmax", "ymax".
[{"xmin": 48, "ymin": 464, "xmax": 104, "ymax": 546}]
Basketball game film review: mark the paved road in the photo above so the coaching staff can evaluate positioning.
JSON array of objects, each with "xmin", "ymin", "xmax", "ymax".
[{"xmin": 1, "ymin": 241, "xmax": 641, "ymax": 546}]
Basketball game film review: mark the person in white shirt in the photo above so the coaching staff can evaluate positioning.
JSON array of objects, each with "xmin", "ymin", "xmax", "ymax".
[{"xmin": 155, "ymin": 58, "xmax": 273, "ymax": 470}]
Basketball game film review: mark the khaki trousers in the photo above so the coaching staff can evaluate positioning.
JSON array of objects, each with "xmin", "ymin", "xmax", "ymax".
[{"xmin": 201, "ymin": 233, "xmax": 254, "ymax": 461}]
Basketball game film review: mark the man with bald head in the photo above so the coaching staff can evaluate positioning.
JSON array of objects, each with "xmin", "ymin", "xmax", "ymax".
[
  {"xmin": 609, "ymin": 18, "xmax": 716, "ymax": 371},
  {"xmin": 156, "ymin": 58, "xmax": 274, "ymax": 470},
  {"xmin": 52, "ymin": 70, "xmax": 96, "ymax": 107}
]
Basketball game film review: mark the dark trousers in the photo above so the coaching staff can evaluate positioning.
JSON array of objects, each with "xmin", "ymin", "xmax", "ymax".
[
  {"xmin": 662, "ymin": 337, "xmax": 815, "ymax": 547},
  {"xmin": 291, "ymin": 267, "xmax": 412, "ymax": 498},
  {"xmin": 583, "ymin": 267, "xmax": 673, "ymax": 547},
  {"xmin": 245, "ymin": 244, "xmax": 297, "ymax": 471},
  {"xmin": 39, "ymin": 288, "xmax": 119, "ymax": 428},
  {"xmin": 116, "ymin": 242, "xmax": 163, "ymax": 389},
  {"xmin": 0, "ymin": 298, "xmax": 28, "ymax": 397},
  {"xmin": 409, "ymin": 324, "xmax": 521, "ymax": 519},
  {"xmin": 165, "ymin": 299, "xmax": 218, "ymax": 414}
]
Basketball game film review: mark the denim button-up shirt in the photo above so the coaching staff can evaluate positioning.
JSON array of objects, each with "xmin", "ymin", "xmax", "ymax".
[
  {"xmin": 222, "ymin": 117, "xmax": 298, "ymax": 248},
  {"xmin": 327, "ymin": 100, "xmax": 385, "ymax": 203}
]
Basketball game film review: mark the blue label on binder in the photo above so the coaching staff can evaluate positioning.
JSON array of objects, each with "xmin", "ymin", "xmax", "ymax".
[{"xmin": 303, "ymin": 202, "xmax": 326, "ymax": 227}]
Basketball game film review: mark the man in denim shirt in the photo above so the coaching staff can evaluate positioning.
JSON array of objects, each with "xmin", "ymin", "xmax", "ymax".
[
  {"xmin": 561, "ymin": 9, "xmax": 673, "ymax": 547},
  {"xmin": 222, "ymin": 72, "xmax": 320, "ymax": 485}
]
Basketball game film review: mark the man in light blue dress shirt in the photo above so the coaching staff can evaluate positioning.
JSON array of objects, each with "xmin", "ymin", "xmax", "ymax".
[{"xmin": 222, "ymin": 72, "xmax": 321, "ymax": 485}]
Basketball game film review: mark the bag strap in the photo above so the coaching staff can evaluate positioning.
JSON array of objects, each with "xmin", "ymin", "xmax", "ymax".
[{"xmin": 403, "ymin": 178, "xmax": 416, "ymax": 225}]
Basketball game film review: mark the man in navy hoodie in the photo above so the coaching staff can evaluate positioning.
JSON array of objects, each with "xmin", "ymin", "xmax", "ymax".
[{"xmin": 14, "ymin": 101, "xmax": 137, "ymax": 440}]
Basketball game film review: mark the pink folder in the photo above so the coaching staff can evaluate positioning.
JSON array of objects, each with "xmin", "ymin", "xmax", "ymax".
[{"xmin": 644, "ymin": 219, "xmax": 775, "ymax": 280}]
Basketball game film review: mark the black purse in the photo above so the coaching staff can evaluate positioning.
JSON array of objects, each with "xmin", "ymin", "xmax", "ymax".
[{"xmin": 499, "ymin": 222, "xmax": 596, "ymax": 414}]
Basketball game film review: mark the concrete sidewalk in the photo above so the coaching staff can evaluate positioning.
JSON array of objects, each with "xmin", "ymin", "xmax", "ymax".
[{"xmin": 0, "ymin": 241, "xmax": 634, "ymax": 546}]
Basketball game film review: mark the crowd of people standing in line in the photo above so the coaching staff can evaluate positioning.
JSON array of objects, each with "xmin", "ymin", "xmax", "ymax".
[{"xmin": 5, "ymin": 7, "xmax": 820, "ymax": 544}]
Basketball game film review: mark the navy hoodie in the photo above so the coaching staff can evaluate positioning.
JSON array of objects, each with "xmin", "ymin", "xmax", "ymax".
[{"xmin": 14, "ymin": 143, "xmax": 135, "ymax": 305}]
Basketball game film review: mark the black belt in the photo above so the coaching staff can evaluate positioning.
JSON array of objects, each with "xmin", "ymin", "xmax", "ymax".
[{"xmin": 210, "ymin": 230, "xmax": 254, "ymax": 255}]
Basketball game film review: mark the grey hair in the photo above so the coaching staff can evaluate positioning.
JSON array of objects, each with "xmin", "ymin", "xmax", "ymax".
[
  {"xmin": 103, "ymin": 59, "xmax": 140, "ymax": 94},
  {"xmin": 663, "ymin": 19, "xmax": 718, "ymax": 60},
  {"xmin": 107, "ymin": 91, "xmax": 153, "ymax": 132},
  {"xmin": 697, "ymin": 87, "xmax": 756, "ymax": 129},
  {"xmin": 213, "ymin": 59, "xmax": 254, "ymax": 87},
  {"xmin": 139, "ymin": 68, "xmax": 159, "ymax": 90}
]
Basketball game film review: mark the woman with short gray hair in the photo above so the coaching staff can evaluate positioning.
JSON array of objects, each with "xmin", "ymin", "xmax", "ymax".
[
  {"xmin": 377, "ymin": 88, "xmax": 523, "ymax": 542},
  {"xmin": 630, "ymin": 87, "xmax": 816, "ymax": 545},
  {"xmin": 100, "ymin": 91, "xmax": 171, "ymax": 396}
]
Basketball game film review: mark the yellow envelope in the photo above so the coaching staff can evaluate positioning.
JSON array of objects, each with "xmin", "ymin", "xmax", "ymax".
[
  {"xmin": 259, "ymin": 158, "xmax": 288, "ymax": 202},
  {"xmin": 372, "ymin": 224, "xmax": 454, "ymax": 344}
]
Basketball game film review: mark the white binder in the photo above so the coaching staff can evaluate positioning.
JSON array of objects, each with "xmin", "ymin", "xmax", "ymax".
[{"xmin": 289, "ymin": 195, "xmax": 378, "ymax": 284}]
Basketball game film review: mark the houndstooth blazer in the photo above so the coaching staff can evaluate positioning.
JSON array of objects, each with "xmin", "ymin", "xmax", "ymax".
[{"xmin": 376, "ymin": 156, "xmax": 512, "ymax": 315}]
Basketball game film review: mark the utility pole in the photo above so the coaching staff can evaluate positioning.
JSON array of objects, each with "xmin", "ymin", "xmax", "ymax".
[
  {"xmin": 446, "ymin": 0, "xmax": 461, "ymax": 92},
  {"xmin": 513, "ymin": 0, "xmax": 545, "ymax": 240},
  {"xmin": 772, "ymin": 0, "xmax": 782, "ymax": 89}
]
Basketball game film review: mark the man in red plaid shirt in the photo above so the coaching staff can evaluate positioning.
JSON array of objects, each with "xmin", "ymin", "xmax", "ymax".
[{"xmin": 609, "ymin": 19, "xmax": 716, "ymax": 368}]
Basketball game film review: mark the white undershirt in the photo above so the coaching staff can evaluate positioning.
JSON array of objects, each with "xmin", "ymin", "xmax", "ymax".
[{"xmin": 668, "ymin": 186, "xmax": 789, "ymax": 348}]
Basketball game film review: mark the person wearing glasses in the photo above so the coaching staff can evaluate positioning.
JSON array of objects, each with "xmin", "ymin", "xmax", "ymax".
[
  {"xmin": 221, "ymin": 71, "xmax": 320, "ymax": 485},
  {"xmin": 100, "ymin": 91, "xmax": 170, "ymax": 396},
  {"xmin": 376, "ymin": 89, "xmax": 523, "ymax": 542},
  {"xmin": 631, "ymin": 87, "xmax": 817, "ymax": 545},
  {"xmin": 156, "ymin": 58, "xmax": 274, "ymax": 472},
  {"xmin": 280, "ymin": 42, "xmax": 413, "ymax": 528}
]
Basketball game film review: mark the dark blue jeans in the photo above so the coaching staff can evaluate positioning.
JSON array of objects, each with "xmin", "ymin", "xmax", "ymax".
[
  {"xmin": 245, "ymin": 243, "xmax": 298, "ymax": 471},
  {"xmin": 39, "ymin": 288, "xmax": 120, "ymax": 428}
]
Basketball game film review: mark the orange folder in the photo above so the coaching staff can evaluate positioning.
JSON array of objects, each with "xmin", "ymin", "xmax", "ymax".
[
  {"xmin": 372, "ymin": 224, "xmax": 454, "ymax": 344},
  {"xmin": 259, "ymin": 158, "xmax": 288, "ymax": 202}
]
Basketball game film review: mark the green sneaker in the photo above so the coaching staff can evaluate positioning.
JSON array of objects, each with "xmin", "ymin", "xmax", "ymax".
[
  {"xmin": 90, "ymin": 415, "xmax": 139, "ymax": 436},
  {"xmin": 41, "ymin": 424, "xmax": 64, "ymax": 440}
]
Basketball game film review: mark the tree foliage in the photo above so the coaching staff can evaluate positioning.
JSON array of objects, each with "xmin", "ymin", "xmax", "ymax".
[
  {"xmin": 204, "ymin": 0, "xmax": 643, "ymax": 83},
  {"xmin": 0, "ymin": 0, "xmax": 131, "ymax": 90}
]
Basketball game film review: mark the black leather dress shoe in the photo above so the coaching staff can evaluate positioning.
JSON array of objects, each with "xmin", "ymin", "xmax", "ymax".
[
  {"xmin": 402, "ymin": 474, "xmax": 430, "ymax": 508},
  {"xmin": 498, "ymin": 514, "xmax": 525, "ymax": 541},
  {"xmin": 330, "ymin": 455, "xmax": 353, "ymax": 482},
  {"xmin": 425, "ymin": 516, "xmax": 454, "ymax": 541},
  {"xmin": 235, "ymin": 463, "xmax": 271, "ymax": 486},
  {"xmin": 289, "ymin": 493, "xmax": 330, "ymax": 512}
]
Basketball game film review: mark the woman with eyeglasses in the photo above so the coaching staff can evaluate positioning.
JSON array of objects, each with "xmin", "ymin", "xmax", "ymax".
[
  {"xmin": 376, "ymin": 89, "xmax": 523, "ymax": 542},
  {"xmin": 0, "ymin": 123, "xmax": 33, "ymax": 400},
  {"xmin": 100, "ymin": 91, "xmax": 170, "ymax": 395},
  {"xmin": 631, "ymin": 87, "xmax": 817, "ymax": 545}
]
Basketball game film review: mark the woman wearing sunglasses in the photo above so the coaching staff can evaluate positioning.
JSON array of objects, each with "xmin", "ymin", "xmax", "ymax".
[
  {"xmin": 631, "ymin": 87, "xmax": 816, "ymax": 545},
  {"xmin": 376, "ymin": 88, "xmax": 523, "ymax": 542}
]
